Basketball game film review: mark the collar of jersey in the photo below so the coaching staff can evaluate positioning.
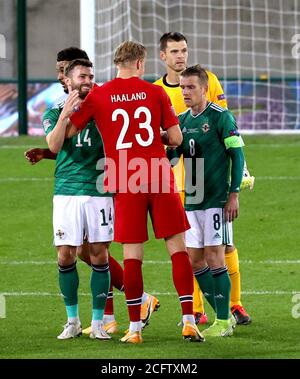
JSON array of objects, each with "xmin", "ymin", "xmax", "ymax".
[
  {"xmin": 162, "ymin": 74, "xmax": 180, "ymax": 88},
  {"xmin": 189, "ymin": 102, "xmax": 211, "ymax": 118}
]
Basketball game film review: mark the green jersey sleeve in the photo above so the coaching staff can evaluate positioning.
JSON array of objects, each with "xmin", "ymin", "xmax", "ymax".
[
  {"xmin": 227, "ymin": 147, "xmax": 244, "ymax": 192},
  {"xmin": 217, "ymin": 110, "xmax": 244, "ymax": 149},
  {"xmin": 217, "ymin": 110, "xmax": 244, "ymax": 192},
  {"xmin": 42, "ymin": 107, "xmax": 61, "ymax": 136}
]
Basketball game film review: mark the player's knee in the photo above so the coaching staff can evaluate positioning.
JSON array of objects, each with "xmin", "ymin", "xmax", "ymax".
[
  {"xmin": 225, "ymin": 244, "xmax": 236, "ymax": 253},
  {"xmin": 57, "ymin": 246, "xmax": 77, "ymax": 266}
]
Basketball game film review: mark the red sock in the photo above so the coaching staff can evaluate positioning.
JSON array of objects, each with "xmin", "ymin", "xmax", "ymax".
[
  {"xmin": 104, "ymin": 255, "xmax": 124, "ymax": 315},
  {"xmin": 123, "ymin": 259, "xmax": 143, "ymax": 322},
  {"xmin": 171, "ymin": 251, "xmax": 194, "ymax": 315},
  {"xmin": 109, "ymin": 254, "xmax": 124, "ymax": 291},
  {"xmin": 104, "ymin": 284, "xmax": 114, "ymax": 315}
]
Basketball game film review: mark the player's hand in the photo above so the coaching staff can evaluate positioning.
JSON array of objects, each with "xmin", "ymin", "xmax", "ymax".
[
  {"xmin": 61, "ymin": 86, "xmax": 80, "ymax": 119},
  {"xmin": 24, "ymin": 148, "xmax": 44, "ymax": 165},
  {"xmin": 224, "ymin": 192, "xmax": 239, "ymax": 222},
  {"xmin": 161, "ymin": 130, "xmax": 176, "ymax": 146}
]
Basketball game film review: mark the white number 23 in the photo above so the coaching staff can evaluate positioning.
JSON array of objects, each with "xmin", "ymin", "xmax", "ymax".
[{"xmin": 112, "ymin": 106, "xmax": 154, "ymax": 149}]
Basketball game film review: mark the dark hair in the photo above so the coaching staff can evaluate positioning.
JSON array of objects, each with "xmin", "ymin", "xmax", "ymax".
[
  {"xmin": 159, "ymin": 32, "xmax": 187, "ymax": 51},
  {"xmin": 64, "ymin": 59, "xmax": 93, "ymax": 77},
  {"xmin": 57, "ymin": 47, "xmax": 89, "ymax": 62},
  {"xmin": 181, "ymin": 64, "xmax": 208, "ymax": 86}
]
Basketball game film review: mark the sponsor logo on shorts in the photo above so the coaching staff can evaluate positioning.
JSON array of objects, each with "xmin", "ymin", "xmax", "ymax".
[
  {"xmin": 215, "ymin": 293, "xmax": 225, "ymax": 299},
  {"xmin": 96, "ymin": 293, "xmax": 107, "ymax": 299},
  {"xmin": 56, "ymin": 229, "xmax": 65, "ymax": 240},
  {"xmin": 214, "ymin": 232, "xmax": 221, "ymax": 239}
]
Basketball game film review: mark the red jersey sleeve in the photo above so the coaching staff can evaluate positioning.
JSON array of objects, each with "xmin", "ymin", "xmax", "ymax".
[
  {"xmin": 70, "ymin": 88, "xmax": 96, "ymax": 131},
  {"xmin": 158, "ymin": 87, "xmax": 179, "ymax": 130}
]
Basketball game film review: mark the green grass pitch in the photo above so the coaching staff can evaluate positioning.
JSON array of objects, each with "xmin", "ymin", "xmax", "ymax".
[{"xmin": 0, "ymin": 135, "xmax": 300, "ymax": 359}]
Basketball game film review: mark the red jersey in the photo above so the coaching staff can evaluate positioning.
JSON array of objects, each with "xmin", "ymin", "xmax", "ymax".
[{"xmin": 70, "ymin": 77, "xmax": 178, "ymax": 192}]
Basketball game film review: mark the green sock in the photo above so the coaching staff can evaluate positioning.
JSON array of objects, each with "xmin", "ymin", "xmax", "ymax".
[
  {"xmin": 58, "ymin": 262, "xmax": 79, "ymax": 317},
  {"xmin": 194, "ymin": 266, "xmax": 216, "ymax": 312},
  {"xmin": 91, "ymin": 264, "xmax": 111, "ymax": 321},
  {"xmin": 211, "ymin": 266, "xmax": 231, "ymax": 320}
]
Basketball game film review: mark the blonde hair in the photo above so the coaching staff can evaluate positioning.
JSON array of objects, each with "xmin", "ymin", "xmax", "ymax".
[{"xmin": 113, "ymin": 41, "xmax": 146, "ymax": 65}]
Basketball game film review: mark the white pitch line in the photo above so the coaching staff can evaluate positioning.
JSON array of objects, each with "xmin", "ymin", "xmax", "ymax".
[
  {"xmin": 246, "ymin": 143, "xmax": 300, "ymax": 148},
  {"xmin": 1, "ymin": 290, "xmax": 299, "ymax": 297},
  {"xmin": 256, "ymin": 176, "xmax": 300, "ymax": 180},
  {"xmin": 1, "ymin": 259, "xmax": 300, "ymax": 265},
  {"xmin": 0, "ymin": 145, "xmax": 46, "ymax": 149},
  {"xmin": 0, "ymin": 178, "xmax": 52, "ymax": 183},
  {"xmin": 241, "ymin": 260, "xmax": 300, "ymax": 264}
]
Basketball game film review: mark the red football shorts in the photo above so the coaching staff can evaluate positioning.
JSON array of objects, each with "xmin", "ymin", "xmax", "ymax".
[{"xmin": 113, "ymin": 190, "xmax": 190, "ymax": 243}]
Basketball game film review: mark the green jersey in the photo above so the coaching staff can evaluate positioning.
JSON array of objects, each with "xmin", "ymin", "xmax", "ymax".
[
  {"xmin": 43, "ymin": 101, "xmax": 109, "ymax": 197},
  {"xmin": 167, "ymin": 102, "xmax": 244, "ymax": 211}
]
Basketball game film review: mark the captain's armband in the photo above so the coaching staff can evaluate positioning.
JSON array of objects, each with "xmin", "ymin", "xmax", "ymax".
[{"xmin": 224, "ymin": 135, "xmax": 244, "ymax": 149}]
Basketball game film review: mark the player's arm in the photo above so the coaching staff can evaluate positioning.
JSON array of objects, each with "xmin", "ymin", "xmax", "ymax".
[
  {"xmin": 225, "ymin": 147, "xmax": 244, "ymax": 222},
  {"xmin": 159, "ymin": 86, "xmax": 182, "ymax": 146},
  {"xmin": 161, "ymin": 124, "xmax": 182, "ymax": 146},
  {"xmin": 24, "ymin": 148, "xmax": 57, "ymax": 165},
  {"xmin": 220, "ymin": 112, "xmax": 244, "ymax": 222},
  {"xmin": 46, "ymin": 89, "xmax": 80, "ymax": 153},
  {"xmin": 166, "ymin": 146, "xmax": 182, "ymax": 167}
]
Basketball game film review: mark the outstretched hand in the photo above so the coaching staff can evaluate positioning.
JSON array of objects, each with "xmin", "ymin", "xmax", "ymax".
[{"xmin": 24, "ymin": 148, "xmax": 44, "ymax": 165}]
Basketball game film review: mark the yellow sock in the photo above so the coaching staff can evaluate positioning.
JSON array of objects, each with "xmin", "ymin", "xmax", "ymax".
[
  {"xmin": 225, "ymin": 248, "xmax": 242, "ymax": 308},
  {"xmin": 192, "ymin": 277, "xmax": 205, "ymax": 314}
]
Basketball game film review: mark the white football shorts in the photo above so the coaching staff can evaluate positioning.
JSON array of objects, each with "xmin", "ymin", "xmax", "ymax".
[
  {"xmin": 53, "ymin": 195, "xmax": 114, "ymax": 246},
  {"xmin": 185, "ymin": 208, "xmax": 233, "ymax": 248}
]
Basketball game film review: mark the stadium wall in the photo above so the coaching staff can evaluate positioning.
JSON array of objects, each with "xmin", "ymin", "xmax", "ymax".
[{"xmin": 0, "ymin": 0, "xmax": 80, "ymax": 80}]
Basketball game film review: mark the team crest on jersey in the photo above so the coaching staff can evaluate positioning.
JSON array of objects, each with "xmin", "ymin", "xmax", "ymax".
[
  {"xmin": 55, "ymin": 229, "xmax": 65, "ymax": 240},
  {"xmin": 43, "ymin": 119, "xmax": 52, "ymax": 132},
  {"xmin": 202, "ymin": 123, "xmax": 210, "ymax": 133}
]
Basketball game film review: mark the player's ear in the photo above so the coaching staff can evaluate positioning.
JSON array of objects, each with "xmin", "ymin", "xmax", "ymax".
[
  {"xmin": 160, "ymin": 50, "xmax": 166, "ymax": 62},
  {"xmin": 65, "ymin": 77, "xmax": 71, "ymax": 88}
]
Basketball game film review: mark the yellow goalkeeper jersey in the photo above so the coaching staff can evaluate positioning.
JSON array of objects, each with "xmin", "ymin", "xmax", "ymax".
[
  {"xmin": 154, "ymin": 70, "xmax": 228, "ymax": 113},
  {"xmin": 154, "ymin": 70, "xmax": 227, "ymax": 199}
]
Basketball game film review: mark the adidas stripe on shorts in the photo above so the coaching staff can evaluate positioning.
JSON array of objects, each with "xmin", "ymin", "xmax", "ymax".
[{"xmin": 185, "ymin": 208, "xmax": 233, "ymax": 248}]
